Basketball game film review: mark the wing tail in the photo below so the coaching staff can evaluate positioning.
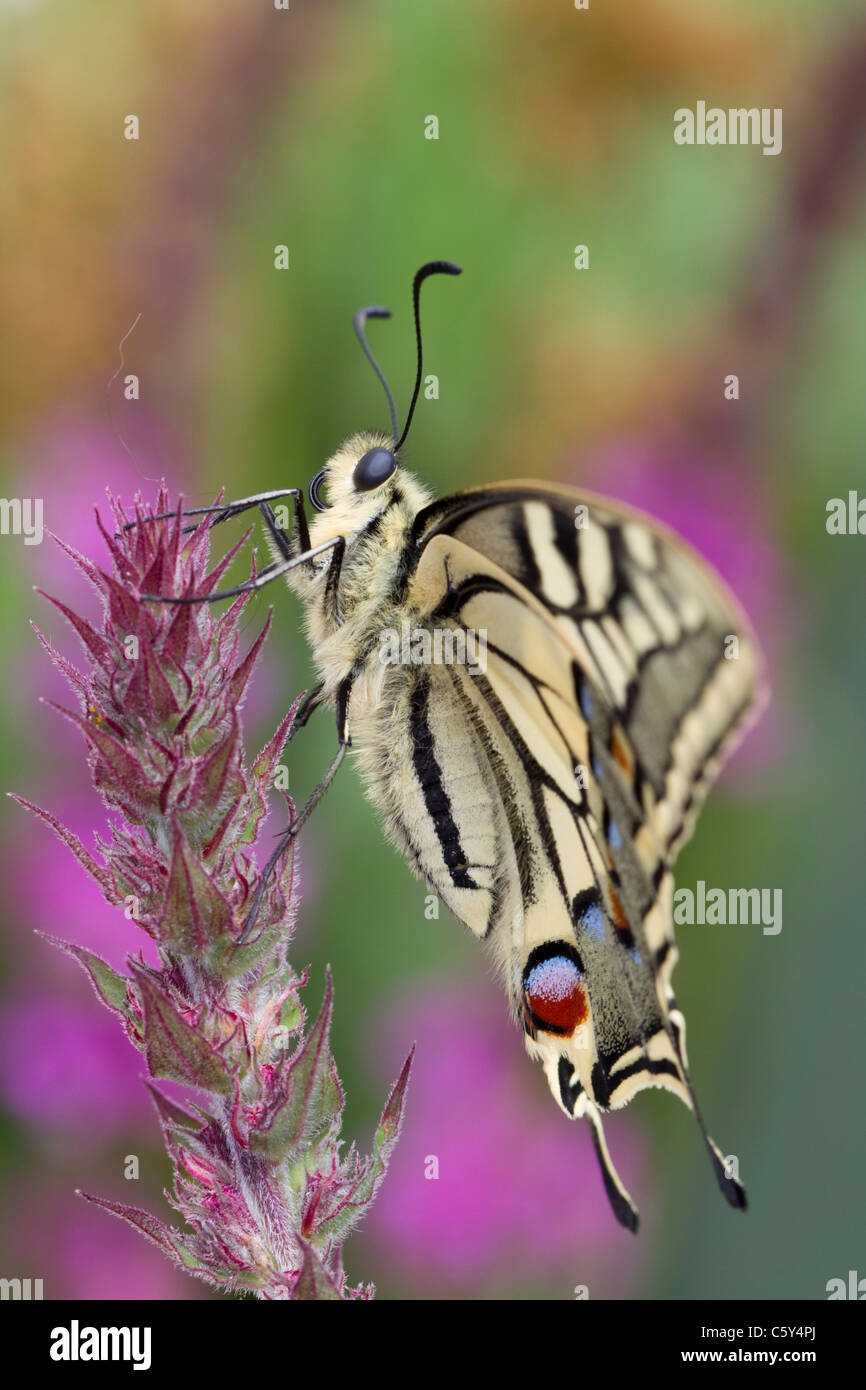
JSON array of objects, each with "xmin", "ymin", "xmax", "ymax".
[{"xmin": 581, "ymin": 1096, "xmax": 640, "ymax": 1234}]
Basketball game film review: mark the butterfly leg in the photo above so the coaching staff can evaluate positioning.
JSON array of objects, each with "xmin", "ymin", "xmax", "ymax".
[
  {"xmin": 286, "ymin": 683, "xmax": 325, "ymax": 737},
  {"xmin": 121, "ymin": 488, "xmax": 312, "ymax": 542},
  {"xmin": 322, "ymin": 536, "xmax": 346, "ymax": 625},
  {"xmin": 142, "ymin": 534, "xmax": 345, "ymax": 603},
  {"xmin": 236, "ymin": 676, "xmax": 353, "ymax": 943},
  {"xmin": 257, "ymin": 501, "xmax": 291, "ymax": 561},
  {"xmin": 255, "ymin": 496, "xmax": 312, "ymax": 564}
]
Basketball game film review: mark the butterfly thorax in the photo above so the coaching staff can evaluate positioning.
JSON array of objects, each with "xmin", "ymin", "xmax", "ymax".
[{"xmin": 283, "ymin": 434, "xmax": 434, "ymax": 702}]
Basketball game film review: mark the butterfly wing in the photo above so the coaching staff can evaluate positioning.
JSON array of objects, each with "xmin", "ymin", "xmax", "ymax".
[
  {"xmin": 412, "ymin": 482, "xmax": 764, "ymax": 865},
  {"xmin": 390, "ymin": 482, "xmax": 766, "ymax": 1228}
]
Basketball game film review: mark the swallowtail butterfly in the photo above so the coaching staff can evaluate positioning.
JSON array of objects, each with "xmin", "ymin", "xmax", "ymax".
[{"xmin": 145, "ymin": 263, "xmax": 766, "ymax": 1231}]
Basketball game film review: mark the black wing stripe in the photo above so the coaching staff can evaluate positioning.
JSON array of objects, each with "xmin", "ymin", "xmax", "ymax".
[
  {"xmin": 408, "ymin": 674, "xmax": 477, "ymax": 890},
  {"xmin": 608, "ymin": 1055, "xmax": 681, "ymax": 1090},
  {"xmin": 468, "ymin": 672, "xmax": 571, "ymax": 914}
]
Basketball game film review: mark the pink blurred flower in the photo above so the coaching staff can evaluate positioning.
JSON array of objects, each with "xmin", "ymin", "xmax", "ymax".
[
  {"xmin": 3, "ymin": 1184, "xmax": 196, "ymax": 1301},
  {"xmin": 7, "ymin": 791, "xmax": 154, "ymax": 971},
  {"xmin": 11, "ymin": 414, "xmax": 188, "ymax": 586},
  {"xmin": 11, "ymin": 486, "xmax": 408, "ymax": 1299},
  {"xmin": 8, "ymin": 414, "xmax": 190, "ymax": 764},
  {"xmin": 363, "ymin": 982, "xmax": 646, "ymax": 1296},
  {"xmin": 0, "ymin": 995, "xmax": 150, "ymax": 1133}
]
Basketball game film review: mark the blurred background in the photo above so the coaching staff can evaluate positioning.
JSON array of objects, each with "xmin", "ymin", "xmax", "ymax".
[{"xmin": 1, "ymin": 0, "xmax": 865, "ymax": 1301}]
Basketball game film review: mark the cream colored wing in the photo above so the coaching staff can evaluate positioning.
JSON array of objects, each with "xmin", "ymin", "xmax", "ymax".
[
  {"xmin": 411, "ymin": 482, "xmax": 766, "ymax": 868},
  {"xmin": 371, "ymin": 484, "xmax": 767, "ymax": 1229}
]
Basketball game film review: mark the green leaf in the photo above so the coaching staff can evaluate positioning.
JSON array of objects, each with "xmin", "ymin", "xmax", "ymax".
[
  {"xmin": 294, "ymin": 1241, "xmax": 343, "ymax": 1300},
  {"xmin": 77, "ymin": 1191, "xmax": 180, "ymax": 1257},
  {"xmin": 11, "ymin": 797, "xmax": 115, "ymax": 896},
  {"xmin": 250, "ymin": 971, "xmax": 343, "ymax": 1161},
  {"xmin": 159, "ymin": 828, "xmax": 234, "ymax": 961},
  {"xmin": 144, "ymin": 1080, "xmax": 204, "ymax": 1134},
  {"xmin": 223, "ymin": 895, "xmax": 293, "ymax": 979},
  {"xmin": 313, "ymin": 1047, "xmax": 414, "ymax": 1244},
  {"xmin": 130, "ymin": 962, "xmax": 233, "ymax": 1095},
  {"xmin": 40, "ymin": 935, "xmax": 141, "ymax": 1042},
  {"xmin": 188, "ymin": 716, "xmax": 243, "ymax": 817}
]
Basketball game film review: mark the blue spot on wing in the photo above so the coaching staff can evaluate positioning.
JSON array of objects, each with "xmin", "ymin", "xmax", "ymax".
[
  {"xmin": 526, "ymin": 955, "xmax": 583, "ymax": 999},
  {"xmin": 608, "ymin": 819, "xmax": 623, "ymax": 850},
  {"xmin": 580, "ymin": 902, "xmax": 606, "ymax": 941}
]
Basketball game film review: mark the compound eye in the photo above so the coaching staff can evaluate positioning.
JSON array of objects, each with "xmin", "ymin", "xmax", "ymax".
[
  {"xmin": 353, "ymin": 447, "xmax": 396, "ymax": 492},
  {"xmin": 523, "ymin": 948, "xmax": 587, "ymax": 1036}
]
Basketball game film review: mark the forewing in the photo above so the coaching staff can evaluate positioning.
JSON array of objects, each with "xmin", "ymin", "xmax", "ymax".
[
  {"xmin": 413, "ymin": 482, "xmax": 766, "ymax": 866},
  {"xmin": 404, "ymin": 532, "xmax": 692, "ymax": 1108},
  {"xmin": 398, "ymin": 487, "xmax": 764, "ymax": 1221}
]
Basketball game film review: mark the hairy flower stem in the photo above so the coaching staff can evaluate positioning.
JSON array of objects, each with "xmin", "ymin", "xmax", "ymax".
[{"xmin": 15, "ymin": 488, "xmax": 412, "ymax": 1300}]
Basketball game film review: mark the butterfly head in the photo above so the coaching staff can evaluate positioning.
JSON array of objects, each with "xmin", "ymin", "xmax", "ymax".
[
  {"xmin": 353, "ymin": 443, "xmax": 398, "ymax": 493},
  {"xmin": 307, "ymin": 431, "xmax": 410, "ymax": 536}
]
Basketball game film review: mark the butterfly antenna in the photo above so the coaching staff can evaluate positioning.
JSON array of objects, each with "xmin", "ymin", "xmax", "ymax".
[
  {"xmin": 395, "ymin": 260, "xmax": 462, "ymax": 452},
  {"xmin": 353, "ymin": 306, "xmax": 399, "ymax": 444}
]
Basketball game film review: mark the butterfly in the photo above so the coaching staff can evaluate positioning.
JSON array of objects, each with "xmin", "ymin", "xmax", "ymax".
[{"xmin": 144, "ymin": 262, "xmax": 766, "ymax": 1231}]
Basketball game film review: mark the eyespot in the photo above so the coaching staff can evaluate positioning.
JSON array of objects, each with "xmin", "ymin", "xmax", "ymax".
[
  {"xmin": 522, "ymin": 944, "xmax": 587, "ymax": 1036},
  {"xmin": 353, "ymin": 447, "xmax": 396, "ymax": 493}
]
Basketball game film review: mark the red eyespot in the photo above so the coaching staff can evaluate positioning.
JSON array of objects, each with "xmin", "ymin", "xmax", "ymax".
[{"xmin": 524, "ymin": 954, "xmax": 587, "ymax": 1036}]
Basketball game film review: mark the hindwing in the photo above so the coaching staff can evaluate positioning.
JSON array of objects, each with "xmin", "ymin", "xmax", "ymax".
[{"xmin": 387, "ymin": 482, "xmax": 766, "ymax": 1228}]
